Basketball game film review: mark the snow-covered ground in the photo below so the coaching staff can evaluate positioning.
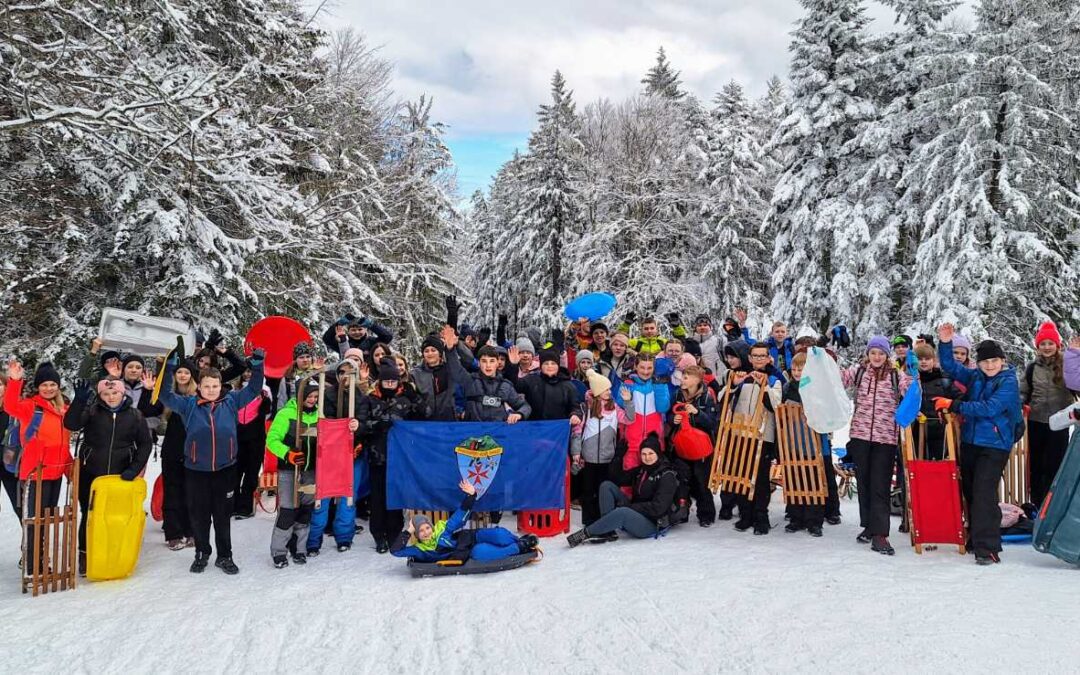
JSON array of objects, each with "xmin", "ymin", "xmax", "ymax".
[{"xmin": 4, "ymin": 455, "xmax": 1080, "ymax": 675}]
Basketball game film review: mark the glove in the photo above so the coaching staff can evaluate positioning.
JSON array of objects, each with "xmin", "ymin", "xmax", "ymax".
[
  {"xmin": 665, "ymin": 312, "xmax": 681, "ymax": 327},
  {"xmin": 933, "ymin": 397, "xmax": 955, "ymax": 414},
  {"xmin": 120, "ymin": 469, "xmax": 138, "ymax": 481},
  {"xmin": 497, "ymin": 314, "xmax": 507, "ymax": 328},
  {"xmin": 477, "ymin": 327, "xmax": 492, "ymax": 347},
  {"xmin": 205, "ymin": 328, "xmax": 224, "ymax": 350},
  {"xmin": 550, "ymin": 326, "xmax": 565, "ymax": 351},
  {"xmin": 623, "ymin": 312, "xmax": 637, "ymax": 325},
  {"xmin": 445, "ymin": 295, "xmax": 461, "ymax": 329},
  {"xmin": 247, "ymin": 348, "xmax": 266, "ymax": 368},
  {"xmin": 360, "ymin": 316, "xmax": 374, "ymax": 329},
  {"xmin": 286, "ymin": 450, "xmax": 306, "ymax": 467},
  {"xmin": 73, "ymin": 379, "xmax": 92, "ymax": 402}
]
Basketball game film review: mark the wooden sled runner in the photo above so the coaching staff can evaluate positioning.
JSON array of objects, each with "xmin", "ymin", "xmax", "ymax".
[
  {"xmin": 709, "ymin": 380, "xmax": 767, "ymax": 499},
  {"xmin": 999, "ymin": 415, "xmax": 1030, "ymax": 507},
  {"xmin": 774, "ymin": 404, "xmax": 828, "ymax": 506},
  {"xmin": 407, "ymin": 550, "xmax": 540, "ymax": 578},
  {"xmin": 21, "ymin": 462, "xmax": 79, "ymax": 596},
  {"xmin": 902, "ymin": 415, "xmax": 966, "ymax": 555}
]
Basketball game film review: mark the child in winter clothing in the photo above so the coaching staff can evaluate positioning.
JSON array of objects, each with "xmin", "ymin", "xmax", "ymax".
[
  {"xmin": 119, "ymin": 354, "xmax": 164, "ymax": 435},
  {"xmin": 781, "ymin": 353, "xmax": 836, "ymax": 536},
  {"xmin": 464, "ymin": 346, "xmax": 531, "ymax": 422},
  {"xmin": 64, "ymin": 377, "xmax": 153, "ymax": 572},
  {"xmin": 617, "ymin": 314, "xmax": 687, "ymax": 357},
  {"xmin": 515, "ymin": 350, "xmax": 581, "ymax": 423},
  {"xmin": 3, "ymin": 361, "xmax": 72, "ymax": 571},
  {"xmin": 687, "ymin": 314, "xmax": 724, "ymax": 376},
  {"xmin": 615, "ymin": 353, "xmax": 671, "ymax": 472},
  {"xmin": 76, "ymin": 338, "xmax": 123, "ymax": 385},
  {"xmin": 599, "ymin": 333, "xmax": 636, "ymax": 384},
  {"xmin": 410, "ymin": 327, "xmax": 470, "ymax": 421},
  {"xmin": 158, "ymin": 348, "xmax": 265, "ymax": 575},
  {"xmin": 363, "ymin": 358, "xmax": 424, "ymax": 553},
  {"xmin": 765, "ymin": 322, "xmax": 795, "ymax": 375},
  {"xmin": 840, "ymin": 337, "xmax": 913, "ymax": 555},
  {"xmin": 937, "ymin": 324, "xmax": 1024, "ymax": 564},
  {"xmin": 160, "ymin": 360, "xmax": 197, "ymax": 549},
  {"xmin": 729, "ymin": 343, "xmax": 785, "ymax": 535},
  {"xmin": 717, "ymin": 339, "xmax": 752, "ymax": 521},
  {"xmin": 670, "ymin": 365, "xmax": 719, "ymax": 527},
  {"xmin": 232, "ymin": 369, "xmax": 272, "ymax": 519},
  {"xmin": 913, "ymin": 344, "xmax": 962, "ymax": 461},
  {"xmin": 1020, "ymin": 322, "xmax": 1078, "ymax": 507},
  {"xmin": 322, "ymin": 314, "xmax": 395, "ymax": 358},
  {"xmin": 952, "ymin": 335, "xmax": 976, "ymax": 369},
  {"xmin": 391, "ymin": 480, "xmax": 539, "ymax": 562},
  {"xmin": 570, "ymin": 349, "xmax": 596, "ymax": 400},
  {"xmin": 566, "ymin": 433, "xmax": 681, "ymax": 545},
  {"xmin": 572, "ymin": 370, "xmax": 635, "ymax": 526},
  {"xmin": 275, "ymin": 341, "xmax": 323, "ymax": 411},
  {"xmin": 1065, "ymin": 337, "xmax": 1080, "ymax": 391}
]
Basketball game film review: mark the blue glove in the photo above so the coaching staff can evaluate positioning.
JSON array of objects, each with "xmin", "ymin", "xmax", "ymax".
[
  {"xmin": 360, "ymin": 316, "xmax": 374, "ymax": 329},
  {"xmin": 247, "ymin": 348, "xmax": 266, "ymax": 368},
  {"xmin": 120, "ymin": 469, "xmax": 137, "ymax": 481}
]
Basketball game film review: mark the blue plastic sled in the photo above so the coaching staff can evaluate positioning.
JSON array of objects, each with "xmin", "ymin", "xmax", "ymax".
[
  {"xmin": 1033, "ymin": 432, "xmax": 1080, "ymax": 566},
  {"xmin": 564, "ymin": 293, "xmax": 617, "ymax": 322},
  {"xmin": 408, "ymin": 550, "xmax": 539, "ymax": 578}
]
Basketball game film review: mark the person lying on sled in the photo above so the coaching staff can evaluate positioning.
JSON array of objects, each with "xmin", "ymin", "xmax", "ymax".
[{"xmin": 390, "ymin": 479, "xmax": 540, "ymax": 562}]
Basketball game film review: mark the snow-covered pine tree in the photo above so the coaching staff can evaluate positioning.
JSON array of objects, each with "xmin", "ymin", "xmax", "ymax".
[
  {"xmin": 512, "ymin": 71, "xmax": 585, "ymax": 327},
  {"xmin": 642, "ymin": 47, "xmax": 686, "ymax": 100},
  {"xmin": 902, "ymin": 0, "xmax": 1080, "ymax": 348},
  {"xmin": 767, "ymin": 0, "xmax": 878, "ymax": 336},
  {"xmin": 694, "ymin": 81, "xmax": 773, "ymax": 318}
]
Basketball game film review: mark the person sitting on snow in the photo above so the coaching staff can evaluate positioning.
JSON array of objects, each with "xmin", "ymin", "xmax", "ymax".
[{"xmin": 390, "ymin": 480, "xmax": 539, "ymax": 562}]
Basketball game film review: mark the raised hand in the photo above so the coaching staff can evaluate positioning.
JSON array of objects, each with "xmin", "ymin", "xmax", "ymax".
[
  {"xmin": 142, "ymin": 372, "xmax": 156, "ymax": 390},
  {"xmin": 1069, "ymin": 336, "xmax": 1080, "ymax": 350},
  {"xmin": 507, "ymin": 345, "xmax": 521, "ymax": 365},
  {"xmin": 938, "ymin": 322, "xmax": 955, "ymax": 344},
  {"xmin": 459, "ymin": 478, "xmax": 476, "ymax": 496},
  {"xmin": 734, "ymin": 308, "xmax": 747, "ymax": 325},
  {"xmin": 440, "ymin": 324, "xmax": 458, "ymax": 350},
  {"xmin": 6, "ymin": 359, "xmax": 24, "ymax": 381},
  {"xmin": 91, "ymin": 337, "xmax": 103, "ymax": 354}
]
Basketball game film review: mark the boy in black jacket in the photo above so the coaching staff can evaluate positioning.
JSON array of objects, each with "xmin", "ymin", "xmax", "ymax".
[
  {"xmin": 670, "ymin": 365, "xmax": 719, "ymax": 527},
  {"xmin": 464, "ymin": 346, "xmax": 532, "ymax": 422},
  {"xmin": 914, "ymin": 344, "xmax": 961, "ymax": 460},
  {"xmin": 64, "ymin": 377, "xmax": 153, "ymax": 574}
]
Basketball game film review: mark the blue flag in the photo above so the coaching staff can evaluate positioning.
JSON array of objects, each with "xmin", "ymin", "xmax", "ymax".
[{"xmin": 387, "ymin": 420, "xmax": 569, "ymax": 511}]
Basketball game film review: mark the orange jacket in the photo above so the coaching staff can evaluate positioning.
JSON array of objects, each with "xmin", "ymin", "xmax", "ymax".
[{"xmin": 2, "ymin": 379, "xmax": 72, "ymax": 480}]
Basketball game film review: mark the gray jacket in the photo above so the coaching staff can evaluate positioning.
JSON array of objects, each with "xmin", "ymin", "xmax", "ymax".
[
  {"xmin": 1022, "ymin": 356, "xmax": 1078, "ymax": 423},
  {"xmin": 464, "ymin": 374, "xmax": 531, "ymax": 422},
  {"xmin": 410, "ymin": 347, "xmax": 470, "ymax": 421}
]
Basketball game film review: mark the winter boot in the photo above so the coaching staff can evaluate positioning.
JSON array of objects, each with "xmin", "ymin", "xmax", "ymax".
[
  {"xmin": 734, "ymin": 518, "xmax": 753, "ymax": 532},
  {"xmin": 785, "ymin": 522, "xmax": 805, "ymax": 534},
  {"xmin": 337, "ymin": 543, "xmax": 351, "ymax": 553},
  {"xmin": 273, "ymin": 555, "xmax": 288, "ymax": 569},
  {"xmin": 587, "ymin": 531, "xmax": 619, "ymax": 544},
  {"xmin": 566, "ymin": 529, "xmax": 590, "ymax": 548},
  {"xmin": 717, "ymin": 505, "xmax": 734, "ymax": 521},
  {"xmin": 190, "ymin": 552, "xmax": 209, "ymax": 574},
  {"xmin": 856, "ymin": 530, "xmax": 872, "ymax": 545},
  {"xmin": 291, "ymin": 552, "xmax": 307, "ymax": 565},
  {"xmin": 826, "ymin": 515, "xmax": 842, "ymax": 526},
  {"xmin": 307, "ymin": 548, "xmax": 321, "ymax": 558},
  {"xmin": 184, "ymin": 536, "xmax": 196, "ymax": 548},
  {"xmin": 215, "ymin": 557, "xmax": 240, "ymax": 574},
  {"xmin": 871, "ymin": 536, "xmax": 895, "ymax": 556},
  {"xmin": 518, "ymin": 534, "xmax": 540, "ymax": 553},
  {"xmin": 753, "ymin": 523, "xmax": 770, "ymax": 536},
  {"xmin": 354, "ymin": 523, "xmax": 365, "ymax": 535},
  {"xmin": 167, "ymin": 539, "xmax": 186, "ymax": 551},
  {"xmin": 807, "ymin": 525, "xmax": 824, "ymax": 537},
  {"xmin": 975, "ymin": 552, "xmax": 994, "ymax": 566},
  {"xmin": 376, "ymin": 539, "xmax": 390, "ymax": 554}
]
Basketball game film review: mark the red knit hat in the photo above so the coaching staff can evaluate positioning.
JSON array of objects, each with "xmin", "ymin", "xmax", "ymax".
[{"xmin": 1034, "ymin": 321, "xmax": 1062, "ymax": 348}]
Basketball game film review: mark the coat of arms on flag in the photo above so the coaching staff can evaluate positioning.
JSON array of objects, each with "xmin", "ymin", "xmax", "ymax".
[{"xmin": 455, "ymin": 436, "xmax": 503, "ymax": 497}]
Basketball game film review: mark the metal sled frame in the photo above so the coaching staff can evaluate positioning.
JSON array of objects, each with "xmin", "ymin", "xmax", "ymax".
[
  {"xmin": 901, "ymin": 416, "xmax": 967, "ymax": 555},
  {"xmin": 709, "ymin": 379, "xmax": 767, "ymax": 499},
  {"xmin": 999, "ymin": 415, "xmax": 1030, "ymax": 506},
  {"xmin": 21, "ymin": 461, "xmax": 80, "ymax": 596},
  {"xmin": 774, "ymin": 404, "xmax": 828, "ymax": 506}
]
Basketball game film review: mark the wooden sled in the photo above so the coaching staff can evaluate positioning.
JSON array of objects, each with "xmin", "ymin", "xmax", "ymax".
[
  {"xmin": 709, "ymin": 379, "xmax": 767, "ymax": 499},
  {"xmin": 999, "ymin": 414, "xmax": 1030, "ymax": 506},
  {"xmin": 775, "ymin": 404, "xmax": 828, "ymax": 506},
  {"xmin": 21, "ymin": 461, "xmax": 79, "ymax": 596},
  {"xmin": 902, "ymin": 416, "xmax": 966, "ymax": 555},
  {"xmin": 256, "ymin": 470, "xmax": 279, "ymax": 514},
  {"xmin": 407, "ymin": 550, "xmax": 540, "ymax": 578}
]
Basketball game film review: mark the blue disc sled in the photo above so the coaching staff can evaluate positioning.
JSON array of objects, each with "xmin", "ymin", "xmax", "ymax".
[
  {"xmin": 563, "ymin": 293, "xmax": 617, "ymax": 322},
  {"xmin": 407, "ymin": 550, "xmax": 539, "ymax": 578},
  {"xmin": 1033, "ymin": 432, "xmax": 1080, "ymax": 566}
]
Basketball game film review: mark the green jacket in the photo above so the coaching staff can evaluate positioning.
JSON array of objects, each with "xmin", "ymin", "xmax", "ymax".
[
  {"xmin": 616, "ymin": 323, "xmax": 688, "ymax": 357},
  {"xmin": 266, "ymin": 398, "xmax": 321, "ymax": 471}
]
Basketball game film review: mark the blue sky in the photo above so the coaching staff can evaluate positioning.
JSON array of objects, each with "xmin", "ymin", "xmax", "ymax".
[{"xmin": 319, "ymin": 1, "xmax": 974, "ymax": 197}]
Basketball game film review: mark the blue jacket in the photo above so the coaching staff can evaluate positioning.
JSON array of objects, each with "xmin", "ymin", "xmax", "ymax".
[
  {"xmin": 765, "ymin": 337, "xmax": 795, "ymax": 373},
  {"xmin": 159, "ymin": 363, "xmax": 264, "ymax": 471},
  {"xmin": 938, "ymin": 341, "xmax": 1021, "ymax": 452}
]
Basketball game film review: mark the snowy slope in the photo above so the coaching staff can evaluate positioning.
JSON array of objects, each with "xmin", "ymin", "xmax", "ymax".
[{"xmin": 3, "ymin": 455, "xmax": 1079, "ymax": 675}]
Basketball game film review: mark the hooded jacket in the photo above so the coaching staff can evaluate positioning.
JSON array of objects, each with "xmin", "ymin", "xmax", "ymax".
[
  {"xmin": 390, "ymin": 493, "xmax": 478, "ymax": 562},
  {"xmin": 322, "ymin": 320, "xmax": 395, "ymax": 357},
  {"xmin": 411, "ymin": 347, "xmax": 469, "ymax": 421},
  {"xmin": 673, "ymin": 385, "xmax": 719, "ymax": 443},
  {"xmin": 158, "ymin": 362, "xmax": 264, "ymax": 471},
  {"xmin": 841, "ymin": 363, "xmax": 913, "ymax": 446},
  {"xmin": 3, "ymin": 380, "xmax": 71, "ymax": 480},
  {"xmin": 64, "ymin": 395, "xmax": 152, "ymax": 477},
  {"xmin": 572, "ymin": 393, "xmax": 634, "ymax": 464},
  {"xmin": 1021, "ymin": 355, "xmax": 1077, "ymax": 423},
  {"xmin": 939, "ymin": 341, "xmax": 1023, "ymax": 452},
  {"xmin": 266, "ymin": 397, "xmax": 322, "ymax": 471},
  {"xmin": 614, "ymin": 373, "xmax": 671, "ymax": 462},
  {"xmin": 613, "ymin": 455, "xmax": 679, "ymax": 523}
]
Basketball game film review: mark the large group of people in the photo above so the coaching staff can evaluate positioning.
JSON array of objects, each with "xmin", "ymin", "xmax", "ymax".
[{"xmin": 2, "ymin": 298, "xmax": 1079, "ymax": 576}]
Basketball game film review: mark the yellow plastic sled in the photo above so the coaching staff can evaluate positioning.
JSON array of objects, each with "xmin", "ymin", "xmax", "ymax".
[{"xmin": 86, "ymin": 475, "xmax": 148, "ymax": 581}]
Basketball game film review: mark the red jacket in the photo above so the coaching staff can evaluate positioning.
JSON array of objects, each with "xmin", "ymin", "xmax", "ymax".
[{"xmin": 3, "ymin": 379, "xmax": 72, "ymax": 480}]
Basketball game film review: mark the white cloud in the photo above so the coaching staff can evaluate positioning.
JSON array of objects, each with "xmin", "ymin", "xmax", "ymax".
[{"xmin": 314, "ymin": 1, "xmax": 974, "ymax": 136}]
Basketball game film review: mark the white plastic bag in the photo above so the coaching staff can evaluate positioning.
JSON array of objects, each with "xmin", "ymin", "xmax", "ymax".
[{"xmin": 799, "ymin": 347, "xmax": 854, "ymax": 433}]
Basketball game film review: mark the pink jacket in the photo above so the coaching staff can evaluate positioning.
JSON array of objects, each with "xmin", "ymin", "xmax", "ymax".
[{"xmin": 841, "ymin": 365, "xmax": 913, "ymax": 446}]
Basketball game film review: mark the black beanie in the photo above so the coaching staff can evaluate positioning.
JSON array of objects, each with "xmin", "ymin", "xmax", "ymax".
[
  {"xmin": 538, "ymin": 349, "xmax": 560, "ymax": 366},
  {"xmin": 122, "ymin": 353, "xmax": 145, "ymax": 369},
  {"xmin": 377, "ymin": 357, "xmax": 401, "ymax": 381},
  {"xmin": 975, "ymin": 340, "xmax": 1006, "ymax": 362},
  {"xmin": 421, "ymin": 334, "xmax": 446, "ymax": 355},
  {"xmin": 640, "ymin": 432, "xmax": 662, "ymax": 454},
  {"xmin": 683, "ymin": 339, "xmax": 702, "ymax": 358},
  {"xmin": 33, "ymin": 362, "xmax": 61, "ymax": 387},
  {"xmin": 99, "ymin": 350, "xmax": 121, "ymax": 368},
  {"xmin": 301, "ymin": 378, "xmax": 322, "ymax": 400}
]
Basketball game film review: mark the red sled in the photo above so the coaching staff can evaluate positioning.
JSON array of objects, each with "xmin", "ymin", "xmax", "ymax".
[
  {"xmin": 315, "ymin": 418, "xmax": 355, "ymax": 507},
  {"xmin": 151, "ymin": 474, "xmax": 164, "ymax": 522},
  {"xmin": 902, "ymin": 418, "xmax": 967, "ymax": 555}
]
